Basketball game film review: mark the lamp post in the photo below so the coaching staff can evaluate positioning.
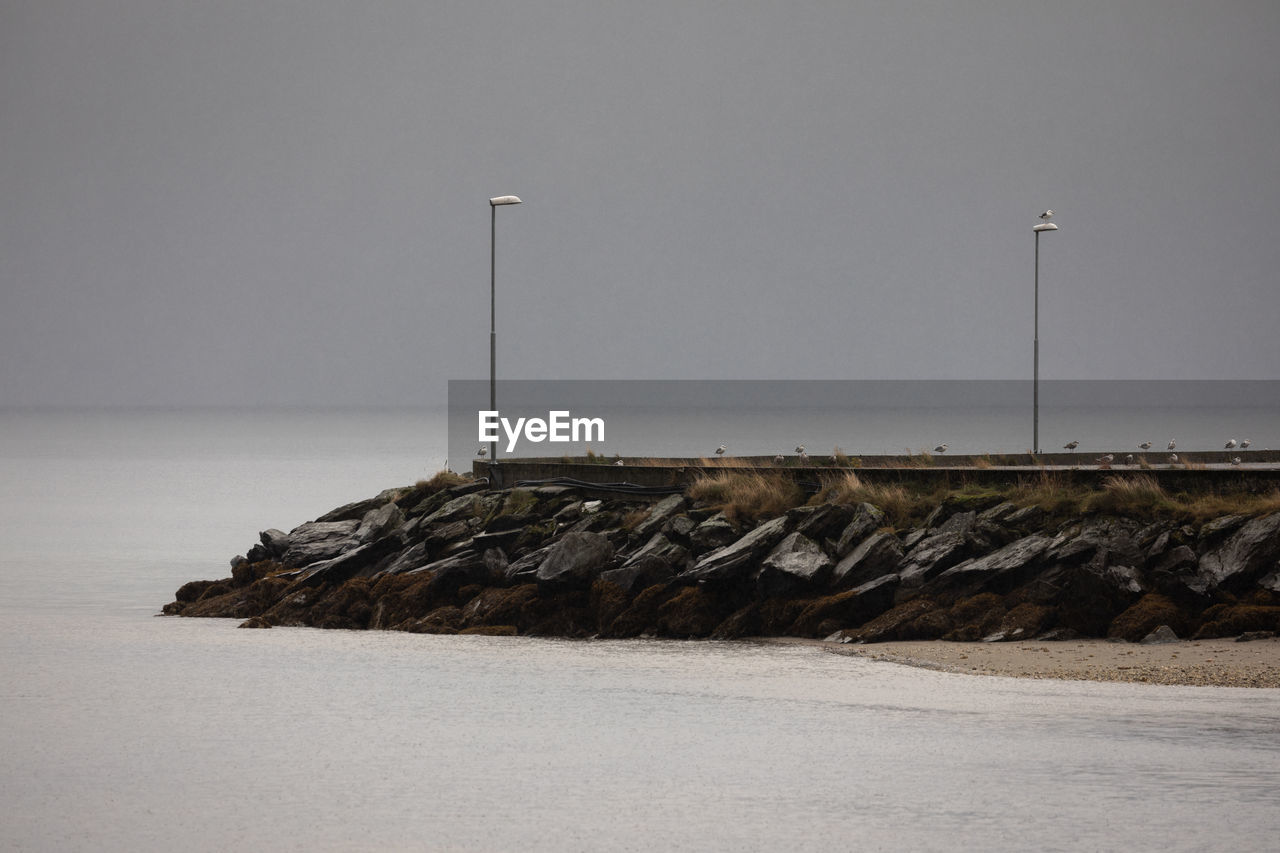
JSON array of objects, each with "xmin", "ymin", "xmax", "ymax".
[
  {"xmin": 488, "ymin": 195, "xmax": 522, "ymax": 462},
  {"xmin": 1032, "ymin": 212, "xmax": 1058, "ymax": 455}
]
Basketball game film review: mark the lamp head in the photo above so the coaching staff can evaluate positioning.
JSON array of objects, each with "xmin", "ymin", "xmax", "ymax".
[{"xmin": 489, "ymin": 195, "xmax": 523, "ymax": 206}]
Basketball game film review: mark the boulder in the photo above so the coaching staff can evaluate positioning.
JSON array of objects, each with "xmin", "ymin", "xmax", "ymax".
[
  {"xmin": 316, "ymin": 494, "xmax": 389, "ymax": 523},
  {"xmin": 1195, "ymin": 513, "xmax": 1280, "ymax": 593},
  {"xmin": 978, "ymin": 502, "xmax": 1019, "ymax": 524},
  {"xmin": 791, "ymin": 503, "xmax": 857, "ymax": 545},
  {"xmin": 296, "ymin": 537, "xmax": 412, "ymax": 586},
  {"xmin": 420, "ymin": 492, "xmax": 488, "ymax": 525},
  {"xmin": 689, "ymin": 513, "xmax": 739, "ymax": 553},
  {"xmin": 506, "ymin": 546, "xmax": 551, "ymax": 584},
  {"xmin": 259, "ymin": 528, "xmax": 291, "ymax": 558},
  {"xmin": 832, "ymin": 503, "xmax": 885, "ymax": 556},
  {"xmin": 280, "ymin": 520, "xmax": 361, "ymax": 567},
  {"xmin": 599, "ymin": 555, "xmax": 675, "ymax": 595},
  {"xmin": 623, "ymin": 532, "xmax": 689, "ymax": 569},
  {"xmin": 631, "ymin": 494, "xmax": 687, "ymax": 541},
  {"xmin": 378, "ymin": 541, "xmax": 429, "ymax": 576},
  {"xmin": 936, "ymin": 534, "xmax": 1053, "ymax": 591},
  {"xmin": 1004, "ymin": 505, "xmax": 1045, "ymax": 529},
  {"xmin": 678, "ymin": 515, "xmax": 790, "ymax": 585},
  {"xmin": 755, "ymin": 532, "xmax": 833, "ymax": 597},
  {"xmin": 830, "ymin": 531, "xmax": 904, "ymax": 590},
  {"xmin": 1198, "ymin": 514, "xmax": 1247, "ymax": 542},
  {"xmin": 1140, "ymin": 625, "xmax": 1180, "ymax": 645},
  {"xmin": 897, "ymin": 531, "xmax": 970, "ymax": 588},
  {"xmin": 536, "ymin": 531, "xmax": 615, "ymax": 588},
  {"xmin": 355, "ymin": 502, "xmax": 405, "ymax": 544}
]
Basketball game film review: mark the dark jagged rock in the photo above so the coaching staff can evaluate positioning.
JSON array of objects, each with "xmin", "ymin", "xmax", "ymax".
[
  {"xmin": 623, "ymin": 532, "xmax": 688, "ymax": 569},
  {"xmin": 689, "ymin": 513, "xmax": 739, "ymax": 553},
  {"xmin": 1195, "ymin": 513, "xmax": 1280, "ymax": 593},
  {"xmin": 790, "ymin": 503, "xmax": 856, "ymax": 547},
  {"xmin": 600, "ymin": 555, "xmax": 675, "ymax": 596},
  {"xmin": 536, "ymin": 531, "xmax": 614, "ymax": 589},
  {"xmin": 631, "ymin": 494, "xmax": 687, "ymax": 541},
  {"xmin": 897, "ymin": 530, "xmax": 971, "ymax": 588},
  {"xmin": 678, "ymin": 514, "xmax": 790, "ymax": 585},
  {"xmin": 831, "ymin": 531, "xmax": 904, "ymax": 590},
  {"xmin": 936, "ymin": 534, "xmax": 1053, "ymax": 592},
  {"xmin": 280, "ymin": 520, "xmax": 360, "ymax": 567},
  {"xmin": 755, "ymin": 532, "xmax": 833, "ymax": 597},
  {"xmin": 259, "ymin": 528, "xmax": 290, "ymax": 558},
  {"xmin": 832, "ymin": 503, "xmax": 885, "ymax": 556}
]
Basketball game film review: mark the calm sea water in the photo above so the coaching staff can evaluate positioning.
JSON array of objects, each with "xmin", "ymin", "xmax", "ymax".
[{"xmin": 3, "ymin": 408, "xmax": 1280, "ymax": 852}]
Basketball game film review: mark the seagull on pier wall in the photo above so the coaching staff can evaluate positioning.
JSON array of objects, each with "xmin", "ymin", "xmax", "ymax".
[
  {"xmin": 1064, "ymin": 441, "xmax": 1079, "ymax": 451},
  {"xmin": 614, "ymin": 459, "xmax": 624, "ymax": 466},
  {"xmin": 774, "ymin": 454, "xmax": 785, "ymax": 464},
  {"xmin": 1169, "ymin": 453, "xmax": 1179, "ymax": 463},
  {"xmin": 1226, "ymin": 439, "xmax": 1238, "ymax": 450},
  {"xmin": 795, "ymin": 445, "xmax": 805, "ymax": 454},
  {"xmin": 1241, "ymin": 439, "xmax": 1251, "ymax": 449},
  {"xmin": 1096, "ymin": 454, "xmax": 1114, "ymax": 466},
  {"xmin": 1168, "ymin": 439, "xmax": 1177, "ymax": 451},
  {"xmin": 476, "ymin": 447, "xmax": 487, "ymax": 457},
  {"xmin": 798, "ymin": 450, "xmax": 809, "ymax": 463},
  {"xmin": 1231, "ymin": 457, "xmax": 1242, "ymax": 466},
  {"xmin": 1139, "ymin": 441, "xmax": 1152, "ymax": 450},
  {"xmin": 715, "ymin": 445, "xmax": 727, "ymax": 456},
  {"xmin": 1125, "ymin": 454, "xmax": 1135, "ymax": 465},
  {"xmin": 934, "ymin": 444, "xmax": 948, "ymax": 453}
]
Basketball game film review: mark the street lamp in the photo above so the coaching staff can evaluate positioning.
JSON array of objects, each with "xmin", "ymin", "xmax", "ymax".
[
  {"xmin": 1033, "ymin": 211, "xmax": 1058, "ymax": 455},
  {"xmin": 489, "ymin": 194, "xmax": 522, "ymax": 463}
]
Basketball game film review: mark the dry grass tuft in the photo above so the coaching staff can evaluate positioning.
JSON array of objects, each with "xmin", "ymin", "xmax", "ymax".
[
  {"xmin": 686, "ymin": 469, "xmax": 804, "ymax": 523},
  {"xmin": 417, "ymin": 469, "xmax": 468, "ymax": 492},
  {"xmin": 812, "ymin": 471, "xmax": 928, "ymax": 526},
  {"xmin": 1087, "ymin": 474, "xmax": 1170, "ymax": 515}
]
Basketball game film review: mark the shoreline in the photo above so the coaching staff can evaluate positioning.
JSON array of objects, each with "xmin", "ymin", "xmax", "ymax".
[{"xmin": 760, "ymin": 636, "xmax": 1280, "ymax": 687}]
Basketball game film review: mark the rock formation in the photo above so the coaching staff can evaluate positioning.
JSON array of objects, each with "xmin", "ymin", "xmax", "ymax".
[{"xmin": 164, "ymin": 477, "xmax": 1280, "ymax": 643}]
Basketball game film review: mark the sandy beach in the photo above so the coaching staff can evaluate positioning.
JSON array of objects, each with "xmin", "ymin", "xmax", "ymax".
[{"xmin": 766, "ymin": 637, "xmax": 1280, "ymax": 687}]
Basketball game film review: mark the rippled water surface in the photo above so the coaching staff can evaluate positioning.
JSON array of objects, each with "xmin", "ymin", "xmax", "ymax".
[{"xmin": 3, "ymin": 409, "xmax": 1279, "ymax": 851}]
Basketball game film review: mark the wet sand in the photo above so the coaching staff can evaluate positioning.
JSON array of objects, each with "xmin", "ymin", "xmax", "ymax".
[{"xmin": 762, "ymin": 637, "xmax": 1280, "ymax": 687}]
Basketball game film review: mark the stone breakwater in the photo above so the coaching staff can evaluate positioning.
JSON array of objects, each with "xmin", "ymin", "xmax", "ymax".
[{"xmin": 164, "ymin": 479, "xmax": 1280, "ymax": 645}]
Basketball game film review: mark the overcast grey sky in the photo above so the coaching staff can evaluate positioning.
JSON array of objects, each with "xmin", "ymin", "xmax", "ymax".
[{"xmin": 2, "ymin": 1, "xmax": 1277, "ymax": 407}]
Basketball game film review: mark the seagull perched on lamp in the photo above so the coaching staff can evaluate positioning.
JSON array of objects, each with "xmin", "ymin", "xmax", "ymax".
[{"xmin": 1039, "ymin": 210, "xmax": 1055, "ymax": 220}]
